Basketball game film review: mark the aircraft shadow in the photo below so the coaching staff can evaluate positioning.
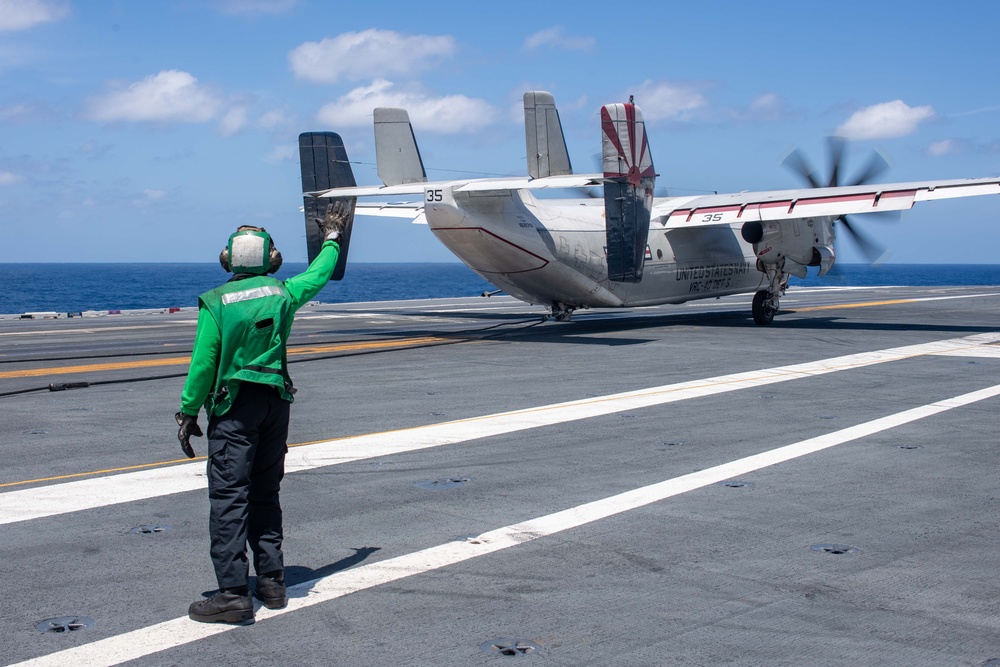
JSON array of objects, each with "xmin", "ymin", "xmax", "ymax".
[
  {"xmin": 479, "ymin": 309, "xmax": 999, "ymax": 340},
  {"xmin": 355, "ymin": 310, "xmax": 743, "ymax": 344},
  {"xmin": 491, "ymin": 310, "xmax": 745, "ymax": 340},
  {"xmin": 398, "ymin": 309, "xmax": 539, "ymax": 320},
  {"xmin": 307, "ymin": 306, "xmax": 997, "ymax": 353},
  {"xmin": 497, "ymin": 334, "xmax": 656, "ymax": 346}
]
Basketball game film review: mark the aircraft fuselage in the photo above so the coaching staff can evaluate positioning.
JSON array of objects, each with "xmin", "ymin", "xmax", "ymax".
[{"xmin": 424, "ymin": 186, "xmax": 764, "ymax": 309}]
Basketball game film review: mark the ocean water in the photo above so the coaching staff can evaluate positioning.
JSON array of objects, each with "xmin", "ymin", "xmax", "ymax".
[
  {"xmin": 1, "ymin": 263, "xmax": 999, "ymax": 314},
  {"xmin": 788, "ymin": 264, "xmax": 1000, "ymax": 288},
  {"xmin": 0, "ymin": 263, "xmax": 495, "ymax": 314}
]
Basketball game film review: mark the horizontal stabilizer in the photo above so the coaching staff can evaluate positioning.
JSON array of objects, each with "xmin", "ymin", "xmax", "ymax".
[
  {"xmin": 356, "ymin": 201, "xmax": 427, "ymax": 224},
  {"xmin": 601, "ymin": 102, "xmax": 655, "ymax": 283},
  {"xmin": 524, "ymin": 91, "xmax": 573, "ymax": 179},
  {"xmin": 374, "ymin": 107, "xmax": 427, "ymax": 186},
  {"xmin": 299, "ymin": 131, "xmax": 356, "ymax": 279},
  {"xmin": 313, "ymin": 173, "xmax": 604, "ymax": 199}
]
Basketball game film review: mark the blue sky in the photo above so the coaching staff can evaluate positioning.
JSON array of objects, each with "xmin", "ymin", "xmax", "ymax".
[{"xmin": 1, "ymin": 0, "xmax": 998, "ymax": 264}]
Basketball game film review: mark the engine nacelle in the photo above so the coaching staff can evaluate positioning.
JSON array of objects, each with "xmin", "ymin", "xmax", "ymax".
[{"xmin": 741, "ymin": 218, "xmax": 835, "ymax": 277}]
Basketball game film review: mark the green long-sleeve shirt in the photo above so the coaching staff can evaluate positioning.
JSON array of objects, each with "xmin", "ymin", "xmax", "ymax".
[{"xmin": 179, "ymin": 240, "xmax": 340, "ymax": 416}]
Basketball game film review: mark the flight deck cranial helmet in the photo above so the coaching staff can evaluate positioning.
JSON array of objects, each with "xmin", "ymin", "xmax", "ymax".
[{"xmin": 219, "ymin": 226, "xmax": 283, "ymax": 274}]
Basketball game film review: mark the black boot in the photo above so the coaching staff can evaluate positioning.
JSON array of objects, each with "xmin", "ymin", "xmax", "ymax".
[
  {"xmin": 254, "ymin": 571, "xmax": 287, "ymax": 609},
  {"xmin": 188, "ymin": 588, "xmax": 254, "ymax": 624}
]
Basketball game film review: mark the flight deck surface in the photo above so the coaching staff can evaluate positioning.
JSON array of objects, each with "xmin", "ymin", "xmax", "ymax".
[{"xmin": 2, "ymin": 285, "xmax": 1000, "ymax": 666}]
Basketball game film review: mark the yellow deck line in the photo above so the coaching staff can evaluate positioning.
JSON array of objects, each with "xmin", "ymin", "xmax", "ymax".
[
  {"xmin": 0, "ymin": 336, "xmax": 447, "ymax": 379},
  {"xmin": 793, "ymin": 298, "xmax": 918, "ymax": 312}
]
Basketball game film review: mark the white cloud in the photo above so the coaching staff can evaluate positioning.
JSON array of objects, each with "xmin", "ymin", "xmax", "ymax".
[
  {"xmin": 927, "ymin": 139, "xmax": 962, "ymax": 156},
  {"xmin": 218, "ymin": 0, "xmax": 297, "ymax": 14},
  {"xmin": 131, "ymin": 189, "xmax": 167, "ymax": 206},
  {"xmin": 0, "ymin": 0, "xmax": 69, "ymax": 32},
  {"xmin": 0, "ymin": 103, "xmax": 34, "ymax": 120},
  {"xmin": 316, "ymin": 79, "xmax": 498, "ymax": 134},
  {"xmin": 506, "ymin": 98, "xmax": 525, "ymax": 124},
  {"xmin": 835, "ymin": 100, "xmax": 936, "ymax": 140},
  {"xmin": 562, "ymin": 95, "xmax": 590, "ymax": 112},
  {"xmin": 0, "ymin": 171, "xmax": 25, "ymax": 185},
  {"xmin": 256, "ymin": 108, "xmax": 295, "ymax": 129},
  {"xmin": 289, "ymin": 29, "xmax": 456, "ymax": 84},
  {"xmin": 83, "ymin": 70, "xmax": 225, "ymax": 124},
  {"xmin": 745, "ymin": 93, "xmax": 782, "ymax": 118},
  {"xmin": 219, "ymin": 106, "xmax": 248, "ymax": 136},
  {"xmin": 79, "ymin": 140, "xmax": 115, "ymax": 159},
  {"xmin": 522, "ymin": 26, "xmax": 595, "ymax": 51},
  {"xmin": 264, "ymin": 144, "xmax": 297, "ymax": 163},
  {"xmin": 628, "ymin": 80, "xmax": 709, "ymax": 121},
  {"xmin": 950, "ymin": 104, "xmax": 1000, "ymax": 118},
  {"xmin": 730, "ymin": 92, "xmax": 802, "ymax": 123},
  {"xmin": 925, "ymin": 138, "xmax": 1000, "ymax": 156}
]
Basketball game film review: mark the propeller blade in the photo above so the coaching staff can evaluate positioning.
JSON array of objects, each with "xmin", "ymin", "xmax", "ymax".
[
  {"xmin": 783, "ymin": 139, "xmax": 896, "ymax": 264},
  {"xmin": 864, "ymin": 209, "xmax": 902, "ymax": 224},
  {"xmin": 781, "ymin": 148, "xmax": 821, "ymax": 188},
  {"xmin": 826, "ymin": 136, "xmax": 846, "ymax": 187},
  {"xmin": 848, "ymin": 148, "xmax": 891, "ymax": 186},
  {"xmin": 839, "ymin": 215, "xmax": 888, "ymax": 264}
]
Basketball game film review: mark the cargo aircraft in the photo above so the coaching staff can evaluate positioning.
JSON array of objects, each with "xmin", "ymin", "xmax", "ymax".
[{"xmin": 298, "ymin": 92, "xmax": 1000, "ymax": 324}]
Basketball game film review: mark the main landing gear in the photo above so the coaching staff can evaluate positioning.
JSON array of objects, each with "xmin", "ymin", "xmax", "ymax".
[
  {"xmin": 549, "ymin": 302, "xmax": 577, "ymax": 322},
  {"xmin": 752, "ymin": 289, "xmax": 778, "ymax": 326},
  {"xmin": 752, "ymin": 261, "xmax": 789, "ymax": 326}
]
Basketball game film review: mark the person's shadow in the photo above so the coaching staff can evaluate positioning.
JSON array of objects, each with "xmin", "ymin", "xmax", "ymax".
[
  {"xmin": 201, "ymin": 547, "xmax": 383, "ymax": 600},
  {"xmin": 271, "ymin": 546, "xmax": 381, "ymax": 588}
]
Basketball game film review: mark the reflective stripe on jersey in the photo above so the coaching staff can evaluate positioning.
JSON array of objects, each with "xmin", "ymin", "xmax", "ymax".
[{"xmin": 221, "ymin": 285, "xmax": 284, "ymax": 305}]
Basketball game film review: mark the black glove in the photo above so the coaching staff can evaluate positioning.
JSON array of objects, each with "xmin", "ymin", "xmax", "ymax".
[
  {"xmin": 317, "ymin": 200, "xmax": 350, "ymax": 241},
  {"xmin": 174, "ymin": 412, "xmax": 203, "ymax": 458}
]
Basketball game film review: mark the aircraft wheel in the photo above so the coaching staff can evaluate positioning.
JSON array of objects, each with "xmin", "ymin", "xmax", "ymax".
[{"xmin": 752, "ymin": 290, "xmax": 776, "ymax": 326}]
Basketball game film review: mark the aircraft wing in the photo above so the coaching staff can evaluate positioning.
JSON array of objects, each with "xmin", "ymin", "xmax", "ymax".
[
  {"xmin": 314, "ymin": 175, "xmax": 1000, "ymax": 230},
  {"xmin": 653, "ymin": 177, "xmax": 1000, "ymax": 228}
]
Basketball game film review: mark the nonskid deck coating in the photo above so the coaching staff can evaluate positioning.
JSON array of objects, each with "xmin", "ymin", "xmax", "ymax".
[{"xmin": 3, "ymin": 287, "xmax": 1000, "ymax": 666}]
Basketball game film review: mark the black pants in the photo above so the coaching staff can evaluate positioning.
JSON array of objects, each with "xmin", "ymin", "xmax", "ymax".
[{"xmin": 206, "ymin": 382, "xmax": 290, "ymax": 590}]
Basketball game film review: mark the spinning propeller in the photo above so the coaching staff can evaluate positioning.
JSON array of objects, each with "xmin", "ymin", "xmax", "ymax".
[{"xmin": 782, "ymin": 137, "xmax": 896, "ymax": 263}]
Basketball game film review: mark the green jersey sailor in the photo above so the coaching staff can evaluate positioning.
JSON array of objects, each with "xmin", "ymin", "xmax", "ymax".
[{"xmin": 175, "ymin": 201, "xmax": 349, "ymax": 624}]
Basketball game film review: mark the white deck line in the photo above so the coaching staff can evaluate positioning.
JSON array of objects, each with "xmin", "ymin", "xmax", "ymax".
[{"xmin": 1, "ymin": 332, "xmax": 998, "ymax": 526}]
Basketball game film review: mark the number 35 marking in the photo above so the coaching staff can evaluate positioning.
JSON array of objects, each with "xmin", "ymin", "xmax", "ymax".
[
  {"xmin": 701, "ymin": 213, "xmax": 723, "ymax": 222},
  {"xmin": 426, "ymin": 189, "xmax": 443, "ymax": 202}
]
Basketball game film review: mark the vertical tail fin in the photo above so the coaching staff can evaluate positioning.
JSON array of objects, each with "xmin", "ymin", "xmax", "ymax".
[
  {"xmin": 374, "ymin": 108, "xmax": 427, "ymax": 186},
  {"xmin": 298, "ymin": 131, "xmax": 356, "ymax": 279},
  {"xmin": 601, "ymin": 102, "xmax": 655, "ymax": 283},
  {"xmin": 524, "ymin": 91, "xmax": 573, "ymax": 179}
]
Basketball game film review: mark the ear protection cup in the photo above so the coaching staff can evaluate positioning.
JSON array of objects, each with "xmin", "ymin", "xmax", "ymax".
[
  {"xmin": 220, "ymin": 226, "xmax": 282, "ymax": 274},
  {"xmin": 267, "ymin": 246, "xmax": 282, "ymax": 274}
]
